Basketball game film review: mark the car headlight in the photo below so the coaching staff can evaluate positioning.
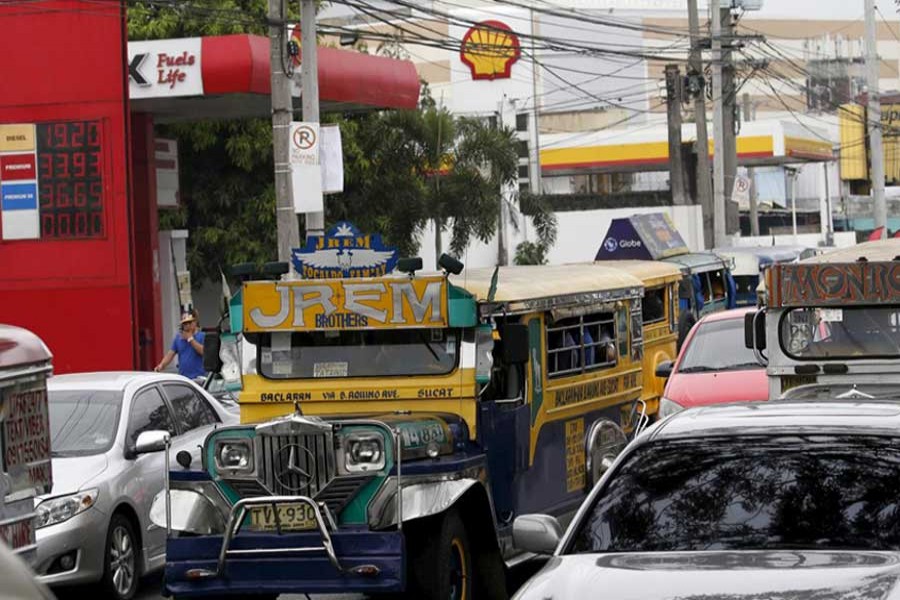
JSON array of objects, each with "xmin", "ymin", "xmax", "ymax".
[
  {"xmin": 35, "ymin": 489, "xmax": 98, "ymax": 529},
  {"xmin": 343, "ymin": 433, "xmax": 385, "ymax": 473},
  {"xmin": 658, "ymin": 397, "xmax": 685, "ymax": 419},
  {"xmin": 215, "ymin": 440, "xmax": 254, "ymax": 473}
]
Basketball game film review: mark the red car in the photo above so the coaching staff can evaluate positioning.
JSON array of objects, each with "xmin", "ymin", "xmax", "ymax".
[{"xmin": 657, "ymin": 308, "xmax": 768, "ymax": 419}]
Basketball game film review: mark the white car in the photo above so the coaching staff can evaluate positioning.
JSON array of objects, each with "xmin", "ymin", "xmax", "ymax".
[{"xmin": 35, "ymin": 372, "xmax": 237, "ymax": 600}]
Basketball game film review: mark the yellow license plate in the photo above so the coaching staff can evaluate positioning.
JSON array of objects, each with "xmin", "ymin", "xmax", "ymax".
[
  {"xmin": 782, "ymin": 375, "xmax": 817, "ymax": 392},
  {"xmin": 249, "ymin": 503, "xmax": 317, "ymax": 532}
]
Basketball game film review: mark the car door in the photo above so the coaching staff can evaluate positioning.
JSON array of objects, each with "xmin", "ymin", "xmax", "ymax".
[{"xmin": 121, "ymin": 385, "xmax": 178, "ymax": 565}]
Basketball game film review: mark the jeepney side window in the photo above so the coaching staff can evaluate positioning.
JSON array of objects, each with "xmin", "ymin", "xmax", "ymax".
[
  {"xmin": 642, "ymin": 288, "xmax": 666, "ymax": 325},
  {"xmin": 709, "ymin": 270, "xmax": 727, "ymax": 302},
  {"xmin": 547, "ymin": 312, "xmax": 617, "ymax": 379}
]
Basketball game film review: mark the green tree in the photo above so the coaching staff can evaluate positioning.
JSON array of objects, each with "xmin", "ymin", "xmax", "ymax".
[{"xmin": 513, "ymin": 192, "xmax": 559, "ymax": 265}]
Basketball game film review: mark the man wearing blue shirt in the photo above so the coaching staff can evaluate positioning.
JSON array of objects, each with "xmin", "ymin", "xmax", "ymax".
[{"xmin": 154, "ymin": 310, "xmax": 206, "ymax": 379}]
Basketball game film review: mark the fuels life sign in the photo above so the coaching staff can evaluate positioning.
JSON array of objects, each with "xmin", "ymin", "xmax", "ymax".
[{"xmin": 244, "ymin": 277, "xmax": 449, "ymax": 331}]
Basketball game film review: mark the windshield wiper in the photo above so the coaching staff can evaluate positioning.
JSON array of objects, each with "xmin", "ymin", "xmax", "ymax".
[
  {"xmin": 418, "ymin": 332, "xmax": 440, "ymax": 361},
  {"xmin": 722, "ymin": 362, "xmax": 764, "ymax": 371},
  {"xmin": 677, "ymin": 366, "xmax": 717, "ymax": 374}
]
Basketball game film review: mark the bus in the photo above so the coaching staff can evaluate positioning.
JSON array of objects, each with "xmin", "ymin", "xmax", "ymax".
[
  {"xmin": 150, "ymin": 260, "xmax": 647, "ymax": 599},
  {"xmin": 745, "ymin": 239, "xmax": 900, "ymax": 400},
  {"xmin": 594, "ymin": 260, "xmax": 681, "ymax": 419},
  {"xmin": 0, "ymin": 325, "xmax": 53, "ymax": 564}
]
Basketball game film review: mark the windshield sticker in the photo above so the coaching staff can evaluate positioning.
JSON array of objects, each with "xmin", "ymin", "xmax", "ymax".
[
  {"xmin": 271, "ymin": 331, "xmax": 291, "ymax": 352},
  {"xmin": 446, "ymin": 335, "xmax": 457, "ymax": 355},
  {"xmin": 820, "ymin": 308, "xmax": 843, "ymax": 322},
  {"xmin": 314, "ymin": 362, "xmax": 349, "ymax": 378},
  {"xmin": 272, "ymin": 361, "xmax": 292, "ymax": 376}
]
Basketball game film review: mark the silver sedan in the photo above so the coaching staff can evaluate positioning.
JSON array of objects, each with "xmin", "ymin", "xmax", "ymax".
[{"xmin": 34, "ymin": 372, "xmax": 238, "ymax": 600}]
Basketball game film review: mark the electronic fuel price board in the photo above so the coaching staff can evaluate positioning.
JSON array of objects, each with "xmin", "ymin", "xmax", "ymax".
[{"xmin": 0, "ymin": 120, "xmax": 105, "ymax": 241}]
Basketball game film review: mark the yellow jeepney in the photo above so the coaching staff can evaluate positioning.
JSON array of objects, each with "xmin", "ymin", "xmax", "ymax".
[
  {"xmin": 158, "ymin": 260, "xmax": 648, "ymax": 599},
  {"xmin": 595, "ymin": 260, "xmax": 682, "ymax": 418}
]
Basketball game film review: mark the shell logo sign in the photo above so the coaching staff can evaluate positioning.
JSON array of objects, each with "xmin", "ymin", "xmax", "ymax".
[{"xmin": 460, "ymin": 20, "xmax": 521, "ymax": 81}]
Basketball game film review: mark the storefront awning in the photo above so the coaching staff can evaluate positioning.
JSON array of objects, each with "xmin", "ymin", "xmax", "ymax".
[
  {"xmin": 128, "ymin": 35, "xmax": 420, "ymax": 122},
  {"xmin": 541, "ymin": 119, "xmax": 834, "ymax": 175}
]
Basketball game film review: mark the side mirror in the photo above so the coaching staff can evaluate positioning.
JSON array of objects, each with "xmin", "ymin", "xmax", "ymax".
[
  {"xmin": 499, "ymin": 323, "xmax": 529, "ymax": 365},
  {"xmin": 203, "ymin": 332, "xmax": 223, "ymax": 373},
  {"xmin": 654, "ymin": 360, "xmax": 674, "ymax": 379},
  {"xmin": 744, "ymin": 311, "xmax": 766, "ymax": 350},
  {"xmin": 150, "ymin": 489, "xmax": 226, "ymax": 535},
  {"xmin": 134, "ymin": 430, "xmax": 170, "ymax": 455},
  {"xmin": 513, "ymin": 514, "xmax": 563, "ymax": 555}
]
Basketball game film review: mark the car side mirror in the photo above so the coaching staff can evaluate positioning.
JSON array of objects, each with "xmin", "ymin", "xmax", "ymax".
[
  {"xmin": 203, "ymin": 332, "xmax": 223, "ymax": 374},
  {"xmin": 654, "ymin": 360, "xmax": 674, "ymax": 379},
  {"xmin": 744, "ymin": 311, "xmax": 766, "ymax": 350},
  {"xmin": 500, "ymin": 323, "xmax": 529, "ymax": 365},
  {"xmin": 513, "ymin": 514, "xmax": 563, "ymax": 555},
  {"xmin": 134, "ymin": 430, "xmax": 170, "ymax": 455}
]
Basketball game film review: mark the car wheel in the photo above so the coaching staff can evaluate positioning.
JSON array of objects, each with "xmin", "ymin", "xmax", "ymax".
[
  {"xmin": 408, "ymin": 509, "xmax": 474, "ymax": 600},
  {"xmin": 101, "ymin": 514, "xmax": 139, "ymax": 600}
]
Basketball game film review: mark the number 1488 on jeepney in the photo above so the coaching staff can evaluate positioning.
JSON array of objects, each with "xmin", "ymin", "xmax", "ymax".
[{"xmin": 149, "ymin": 257, "xmax": 662, "ymax": 599}]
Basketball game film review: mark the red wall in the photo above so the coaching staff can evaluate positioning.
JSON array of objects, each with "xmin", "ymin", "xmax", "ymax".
[{"xmin": 0, "ymin": 1, "xmax": 136, "ymax": 373}]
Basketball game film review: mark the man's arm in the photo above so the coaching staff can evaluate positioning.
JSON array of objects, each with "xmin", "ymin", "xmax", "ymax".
[{"xmin": 155, "ymin": 350, "xmax": 176, "ymax": 372}]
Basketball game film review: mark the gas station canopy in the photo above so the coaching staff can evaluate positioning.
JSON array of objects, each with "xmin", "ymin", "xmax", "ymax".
[
  {"xmin": 540, "ymin": 119, "xmax": 835, "ymax": 175},
  {"xmin": 128, "ymin": 34, "xmax": 420, "ymax": 121}
]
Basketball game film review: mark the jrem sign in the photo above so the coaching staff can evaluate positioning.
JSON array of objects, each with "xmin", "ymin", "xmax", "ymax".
[{"xmin": 243, "ymin": 277, "xmax": 448, "ymax": 331}]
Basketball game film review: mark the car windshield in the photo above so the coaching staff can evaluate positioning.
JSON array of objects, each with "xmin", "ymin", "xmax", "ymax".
[
  {"xmin": 781, "ymin": 307, "xmax": 900, "ymax": 360},
  {"xmin": 259, "ymin": 329, "xmax": 459, "ymax": 379},
  {"xmin": 568, "ymin": 435, "xmax": 900, "ymax": 554},
  {"xmin": 677, "ymin": 317, "xmax": 760, "ymax": 373},
  {"xmin": 49, "ymin": 389, "xmax": 122, "ymax": 456}
]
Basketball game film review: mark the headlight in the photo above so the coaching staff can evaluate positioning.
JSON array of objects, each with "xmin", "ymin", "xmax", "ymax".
[
  {"xmin": 343, "ymin": 433, "xmax": 385, "ymax": 473},
  {"xmin": 215, "ymin": 440, "xmax": 253, "ymax": 472},
  {"xmin": 658, "ymin": 397, "xmax": 685, "ymax": 419},
  {"xmin": 35, "ymin": 489, "xmax": 98, "ymax": 529}
]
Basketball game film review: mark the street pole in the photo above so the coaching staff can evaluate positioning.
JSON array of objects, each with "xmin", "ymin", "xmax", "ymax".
[
  {"xmin": 269, "ymin": 0, "xmax": 300, "ymax": 262},
  {"xmin": 687, "ymin": 0, "xmax": 714, "ymax": 248},
  {"xmin": 722, "ymin": 6, "xmax": 738, "ymax": 236},
  {"xmin": 301, "ymin": 0, "xmax": 325, "ymax": 239},
  {"xmin": 529, "ymin": 8, "xmax": 542, "ymax": 194},
  {"xmin": 788, "ymin": 167, "xmax": 799, "ymax": 244},
  {"xmin": 665, "ymin": 64, "xmax": 688, "ymax": 206},
  {"xmin": 748, "ymin": 167, "xmax": 760, "ymax": 236},
  {"xmin": 865, "ymin": 0, "xmax": 887, "ymax": 239},
  {"xmin": 711, "ymin": 0, "xmax": 727, "ymax": 247},
  {"xmin": 824, "ymin": 161, "xmax": 834, "ymax": 246}
]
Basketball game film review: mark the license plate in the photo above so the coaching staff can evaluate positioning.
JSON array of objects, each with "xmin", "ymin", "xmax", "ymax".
[
  {"xmin": 782, "ymin": 375, "xmax": 817, "ymax": 392},
  {"xmin": 249, "ymin": 503, "xmax": 317, "ymax": 532}
]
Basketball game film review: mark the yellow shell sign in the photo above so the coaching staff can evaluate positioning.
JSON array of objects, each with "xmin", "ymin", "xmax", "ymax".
[
  {"xmin": 460, "ymin": 20, "xmax": 521, "ymax": 81},
  {"xmin": 243, "ymin": 277, "xmax": 449, "ymax": 332}
]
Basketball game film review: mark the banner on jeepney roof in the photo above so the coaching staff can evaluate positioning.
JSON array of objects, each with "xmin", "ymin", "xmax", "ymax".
[
  {"xmin": 242, "ymin": 276, "xmax": 449, "ymax": 332},
  {"xmin": 291, "ymin": 221, "xmax": 398, "ymax": 279},
  {"xmin": 595, "ymin": 213, "xmax": 690, "ymax": 261},
  {"xmin": 770, "ymin": 261, "xmax": 900, "ymax": 307}
]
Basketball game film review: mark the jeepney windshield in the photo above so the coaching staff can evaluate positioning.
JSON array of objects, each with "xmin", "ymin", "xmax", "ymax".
[
  {"xmin": 258, "ymin": 329, "xmax": 460, "ymax": 379},
  {"xmin": 781, "ymin": 307, "xmax": 900, "ymax": 360}
]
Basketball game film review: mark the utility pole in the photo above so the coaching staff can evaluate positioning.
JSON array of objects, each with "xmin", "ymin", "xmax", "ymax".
[
  {"xmin": 301, "ymin": 0, "xmax": 325, "ymax": 239},
  {"xmin": 529, "ymin": 8, "xmax": 542, "ymax": 194},
  {"xmin": 722, "ymin": 6, "xmax": 739, "ymax": 236},
  {"xmin": 666, "ymin": 64, "xmax": 688, "ymax": 205},
  {"xmin": 787, "ymin": 166, "xmax": 800, "ymax": 244},
  {"xmin": 711, "ymin": 0, "xmax": 727, "ymax": 247},
  {"xmin": 269, "ymin": 0, "xmax": 300, "ymax": 262},
  {"xmin": 865, "ymin": 0, "xmax": 887, "ymax": 239},
  {"xmin": 687, "ymin": 0, "xmax": 714, "ymax": 248},
  {"xmin": 743, "ymin": 92, "xmax": 759, "ymax": 236}
]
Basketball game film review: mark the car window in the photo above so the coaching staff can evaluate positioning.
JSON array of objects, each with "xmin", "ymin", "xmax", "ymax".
[
  {"xmin": 163, "ymin": 384, "xmax": 220, "ymax": 433},
  {"xmin": 568, "ymin": 435, "xmax": 900, "ymax": 554},
  {"xmin": 127, "ymin": 386, "xmax": 176, "ymax": 449},
  {"xmin": 678, "ymin": 317, "xmax": 759, "ymax": 373}
]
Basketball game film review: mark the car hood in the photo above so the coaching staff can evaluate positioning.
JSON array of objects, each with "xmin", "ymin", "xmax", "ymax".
[
  {"xmin": 666, "ymin": 369, "xmax": 769, "ymax": 408},
  {"xmin": 515, "ymin": 551, "xmax": 900, "ymax": 600},
  {"xmin": 39, "ymin": 454, "xmax": 109, "ymax": 499}
]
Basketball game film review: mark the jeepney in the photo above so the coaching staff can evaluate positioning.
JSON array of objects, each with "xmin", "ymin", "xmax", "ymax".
[
  {"xmin": 0, "ymin": 325, "xmax": 53, "ymax": 564},
  {"xmin": 594, "ymin": 260, "xmax": 681, "ymax": 418},
  {"xmin": 151, "ymin": 261, "xmax": 646, "ymax": 599},
  {"xmin": 715, "ymin": 245, "xmax": 818, "ymax": 307},
  {"xmin": 596, "ymin": 213, "xmax": 736, "ymax": 348},
  {"xmin": 745, "ymin": 239, "xmax": 900, "ymax": 399}
]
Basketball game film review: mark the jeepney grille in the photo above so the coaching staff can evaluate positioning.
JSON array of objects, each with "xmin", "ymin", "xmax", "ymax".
[{"xmin": 261, "ymin": 433, "xmax": 335, "ymax": 499}]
